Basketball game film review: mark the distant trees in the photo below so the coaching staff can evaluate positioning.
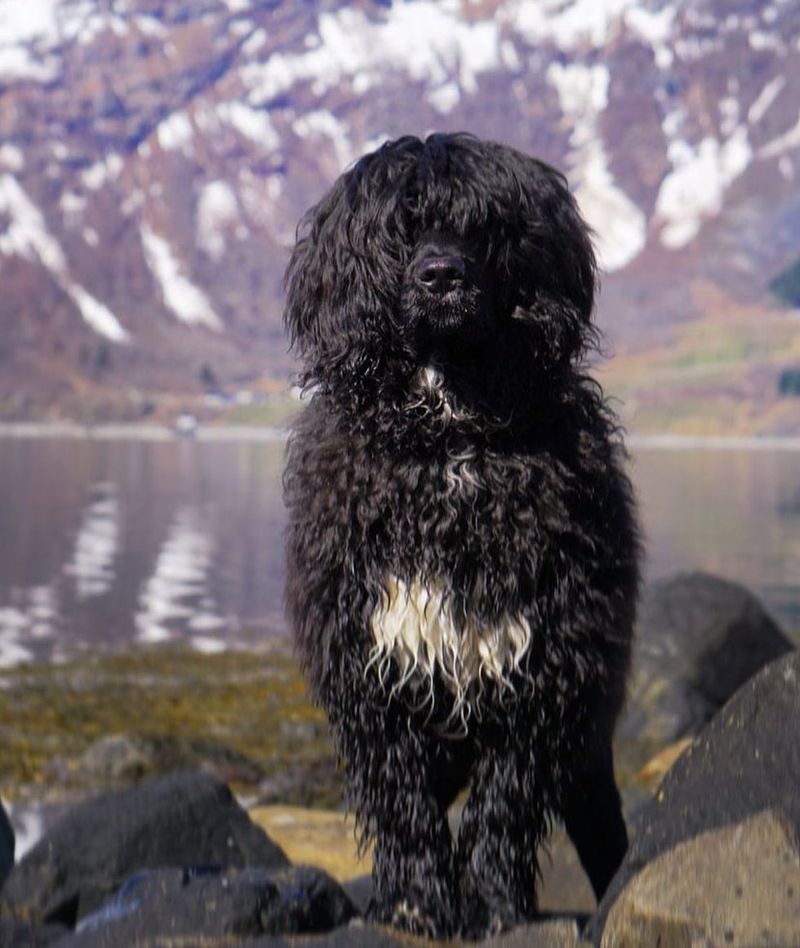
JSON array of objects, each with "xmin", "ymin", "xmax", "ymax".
[
  {"xmin": 199, "ymin": 363, "xmax": 218, "ymax": 391},
  {"xmin": 769, "ymin": 257, "xmax": 800, "ymax": 308},
  {"xmin": 778, "ymin": 368, "xmax": 800, "ymax": 397}
]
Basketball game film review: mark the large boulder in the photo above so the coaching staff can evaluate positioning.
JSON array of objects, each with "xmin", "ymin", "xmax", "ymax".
[
  {"xmin": 615, "ymin": 571, "xmax": 794, "ymax": 774},
  {"xmin": 0, "ymin": 772, "xmax": 288, "ymax": 927},
  {"xmin": 596, "ymin": 650, "xmax": 800, "ymax": 943},
  {"xmin": 601, "ymin": 810, "xmax": 800, "ymax": 947},
  {"xmin": 71, "ymin": 865, "xmax": 355, "ymax": 945}
]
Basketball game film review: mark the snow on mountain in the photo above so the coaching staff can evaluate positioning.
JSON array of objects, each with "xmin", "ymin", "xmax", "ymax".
[{"xmin": 0, "ymin": 0, "xmax": 797, "ymax": 424}]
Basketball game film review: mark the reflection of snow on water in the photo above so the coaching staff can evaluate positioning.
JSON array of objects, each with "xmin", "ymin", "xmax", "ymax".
[
  {"xmin": 0, "ymin": 586, "xmax": 58, "ymax": 667},
  {"xmin": 64, "ymin": 483, "xmax": 120, "ymax": 599},
  {"xmin": 135, "ymin": 506, "xmax": 224, "ymax": 646}
]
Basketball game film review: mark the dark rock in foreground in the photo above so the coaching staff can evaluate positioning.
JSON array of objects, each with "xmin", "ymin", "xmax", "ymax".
[
  {"xmin": 67, "ymin": 864, "xmax": 354, "ymax": 945},
  {"xmin": 0, "ymin": 917, "xmax": 68, "ymax": 946},
  {"xmin": 0, "ymin": 799, "xmax": 13, "ymax": 891},
  {"xmin": 616, "ymin": 571, "xmax": 794, "ymax": 773},
  {"xmin": 596, "ymin": 650, "xmax": 800, "ymax": 944},
  {"xmin": 0, "ymin": 771, "xmax": 288, "ymax": 927}
]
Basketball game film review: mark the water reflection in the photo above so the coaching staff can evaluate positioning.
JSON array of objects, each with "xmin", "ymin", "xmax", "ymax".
[
  {"xmin": 135, "ymin": 505, "xmax": 224, "ymax": 648},
  {"xmin": 0, "ymin": 436, "xmax": 799, "ymax": 666},
  {"xmin": 64, "ymin": 483, "xmax": 120, "ymax": 600},
  {"xmin": 0, "ymin": 437, "xmax": 287, "ymax": 664}
]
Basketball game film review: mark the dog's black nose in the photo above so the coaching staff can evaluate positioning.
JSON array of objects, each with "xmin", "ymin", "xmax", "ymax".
[{"xmin": 416, "ymin": 255, "xmax": 466, "ymax": 295}]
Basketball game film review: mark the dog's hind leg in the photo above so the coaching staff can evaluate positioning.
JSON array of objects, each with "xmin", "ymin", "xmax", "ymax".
[{"xmin": 560, "ymin": 739, "xmax": 627, "ymax": 901}]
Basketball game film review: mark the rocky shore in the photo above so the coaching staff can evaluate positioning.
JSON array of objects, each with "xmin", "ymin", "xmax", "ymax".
[{"xmin": 1, "ymin": 571, "xmax": 798, "ymax": 946}]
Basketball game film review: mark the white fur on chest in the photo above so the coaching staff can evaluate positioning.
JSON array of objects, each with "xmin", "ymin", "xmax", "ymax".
[{"xmin": 368, "ymin": 575, "xmax": 532, "ymax": 726}]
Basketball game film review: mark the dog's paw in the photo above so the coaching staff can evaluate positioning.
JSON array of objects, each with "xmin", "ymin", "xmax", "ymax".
[{"xmin": 390, "ymin": 899, "xmax": 441, "ymax": 938}]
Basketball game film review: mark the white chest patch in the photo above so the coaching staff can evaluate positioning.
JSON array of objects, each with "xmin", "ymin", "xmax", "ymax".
[{"xmin": 368, "ymin": 574, "xmax": 532, "ymax": 727}]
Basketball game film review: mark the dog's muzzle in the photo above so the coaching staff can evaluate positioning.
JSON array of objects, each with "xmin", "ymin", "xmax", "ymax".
[{"xmin": 415, "ymin": 254, "xmax": 466, "ymax": 297}]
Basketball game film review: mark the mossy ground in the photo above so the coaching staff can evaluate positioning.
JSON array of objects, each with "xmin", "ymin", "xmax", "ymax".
[{"xmin": 0, "ymin": 643, "xmax": 338, "ymax": 807}]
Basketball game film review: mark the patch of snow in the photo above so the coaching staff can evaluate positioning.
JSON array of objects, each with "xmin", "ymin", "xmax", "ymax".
[
  {"xmin": 241, "ymin": 3, "xmax": 503, "ymax": 105},
  {"xmin": 750, "ymin": 30, "xmax": 782, "ymax": 51},
  {"xmin": 748, "ymin": 75, "xmax": 786, "ymax": 125},
  {"xmin": 68, "ymin": 286, "xmax": 130, "ymax": 343},
  {"xmin": 510, "ymin": 0, "xmax": 632, "ymax": 50},
  {"xmin": 0, "ymin": 175, "xmax": 129, "ymax": 341},
  {"xmin": 293, "ymin": 110, "xmax": 355, "ymax": 169},
  {"xmin": 60, "ymin": 191, "xmax": 87, "ymax": 220},
  {"xmin": 141, "ymin": 226, "xmax": 222, "ymax": 331},
  {"xmin": 662, "ymin": 108, "xmax": 686, "ymax": 139},
  {"xmin": 0, "ymin": 144, "xmax": 23, "ymax": 171},
  {"xmin": 0, "ymin": 174, "xmax": 67, "ymax": 271},
  {"xmin": 81, "ymin": 154, "xmax": 123, "ymax": 191},
  {"xmin": 0, "ymin": 0, "xmax": 59, "ymax": 44},
  {"xmin": 136, "ymin": 15, "xmax": 167, "ymax": 37},
  {"xmin": 655, "ymin": 127, "xmax": 753, "ymax": 249},
  {"xmin": 157, "ymin": 110, "xmax": 194, "ymax": 152},
  {"xmin": 74, "ymin": 11, "xmax": 129, "ymax": 45},
  {"xmin": 759, "ymin": 110, "xmax": 800, "ymax": 159},
  {"xmin": 547, "ymin": 62, "xmax": 645, "ymax": 271},
  {"xmin": 0, "ymin": 0, "xmax": 60, "ymax": 81},
  {"xmin": 0, "ymin": 46, "xmax": 58, "ymax": 82},
  {"xmin": 500, "ymin": 39, "xmax": 521, "ymax": 71},
  {"xmin": 229, "ymin": 20, "xmax": 254, "ymax": 38},
  {"xmin": 217, "ymin": 101, "xmax": 280, "ymax": 150},
  {"xmin": 83, "ymin": 228, "xmax": 99, "ymax": 247},
  {"xmin": 674, "ymin": 34, "xmax": 721, "ymax": 61},
  {"xmin": 221, "ymin": 0, "xmax": 251, "ymax": 10},
  {"xmin": 242, "ymin": 27, "xmax": 267, "ymax": 55},
  {"xmin": 573, "ymin": 140, "xmax": 647, "ymax": 271},
  {"xmin": 778, "ymin": 155, "xmax": 794, "ymax": 179},
  {"xmin": 121, "ymin": 190, "xmax": 144, "ymax": 216},
  {"xmin": 428, "ymin": 82, "xmax": 461, "ymax": 114},
  {"xmin": 63, "ymin": 484, "xmax": 120, "ymax": 599},
  {"xmin": 196, "ymin": 180, "xmax": 239, "ymax": 261},
  {"xmin": 624, "ymin": 4, "xmax": 675, "ymax": 68}
]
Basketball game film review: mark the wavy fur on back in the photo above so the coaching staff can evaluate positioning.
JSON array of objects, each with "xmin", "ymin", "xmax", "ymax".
[{"xmin": 283, "ymin": 133, "xmax": 640, "ymax": 938}]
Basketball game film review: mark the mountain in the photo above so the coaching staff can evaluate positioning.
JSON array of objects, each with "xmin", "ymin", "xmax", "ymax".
[{"xmin": 0, "ymin": 0, "xmax": 798, "ymax": 432}]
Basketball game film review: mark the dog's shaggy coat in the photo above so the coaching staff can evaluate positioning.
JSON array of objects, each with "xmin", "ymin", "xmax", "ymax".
[{"xmin": 283, "ymin": 133, "xmax": 640, "ymax": 937}]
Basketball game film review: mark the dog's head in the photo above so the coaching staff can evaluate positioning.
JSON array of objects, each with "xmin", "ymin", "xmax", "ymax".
[{"xmin": 284, "ymin": 133, "xmax": 597, "ymax": 399}]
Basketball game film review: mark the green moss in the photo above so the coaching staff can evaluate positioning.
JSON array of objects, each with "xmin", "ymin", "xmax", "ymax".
[{"xmin": 0, "ymin": 644, "xmax": 335, "ymax": 804}]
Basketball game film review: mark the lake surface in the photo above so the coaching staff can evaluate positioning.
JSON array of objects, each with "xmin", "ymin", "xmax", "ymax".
[{"xmin": 1, "ymin": 433, "xmax": 799, "ymax": 665}]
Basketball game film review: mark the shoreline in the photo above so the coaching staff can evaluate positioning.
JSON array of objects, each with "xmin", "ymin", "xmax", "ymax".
[
  {"xmin": 0, "ymin": 422, "xmax": 287, "ymax": 442},
  {"xmin": 2, "ymin": 422, "xmax": 800, "ymax": 451}
]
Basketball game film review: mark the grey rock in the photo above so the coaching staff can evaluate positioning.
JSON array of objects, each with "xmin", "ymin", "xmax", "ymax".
[
  {"xmin": 616, "ymin": 571, "xmax": 794, "ymax": 774},
  {"xmin": 595, "ymin": 650, "xmax": 800, "ymax": 942},
  {"xmin": 601, "ymin": 810, "xmax": 800, "ymax": 947},
  {"xmin": 0, "ymin": 772, "xmax": 288, "ymax": 927},
  {"xmin": 63, "ymin": 864, "xmax": 355, "ymax": 945},
  {"xmin": 0, "ymin": 798, "xmax": 13, "ymax": 891}
]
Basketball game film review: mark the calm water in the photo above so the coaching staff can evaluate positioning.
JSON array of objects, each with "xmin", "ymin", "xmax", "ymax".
[{"xmin": 1, "ymin": 434, "xmax": 799, "ymax": 665}]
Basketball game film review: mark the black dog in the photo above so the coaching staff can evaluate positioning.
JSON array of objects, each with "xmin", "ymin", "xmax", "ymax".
[{"xmin": 283, "ymin": 133, "xmax": 640, "ymax": 938}]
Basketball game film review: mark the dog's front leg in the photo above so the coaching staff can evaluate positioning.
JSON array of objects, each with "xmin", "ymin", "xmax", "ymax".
[
  {"xmin": 325, "ymin": 663, "xmax": 459, "ymax": 936},
  {"xmin": 456, "ymin": 722, "xmax": 544, "ymax": 937}
]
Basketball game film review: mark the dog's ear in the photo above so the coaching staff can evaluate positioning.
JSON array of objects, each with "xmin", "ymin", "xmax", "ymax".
[
  {"xmin": 507, "ymin": 155, "xmax": 599, "ymax": 365},
  {"xmin": 283, "ymin": 157, "xmax": 410, "ymax": 386}
]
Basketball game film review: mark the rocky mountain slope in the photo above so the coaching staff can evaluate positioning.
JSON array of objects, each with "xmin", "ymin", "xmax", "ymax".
[{"xmin": 0, "ymin": 0, "xmax": 798, "ymax": 430}]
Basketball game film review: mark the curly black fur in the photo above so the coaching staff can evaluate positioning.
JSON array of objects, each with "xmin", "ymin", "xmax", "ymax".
[{"xmin": 283, "ymin": 133, "xmax": 640, "ymax": 938}]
